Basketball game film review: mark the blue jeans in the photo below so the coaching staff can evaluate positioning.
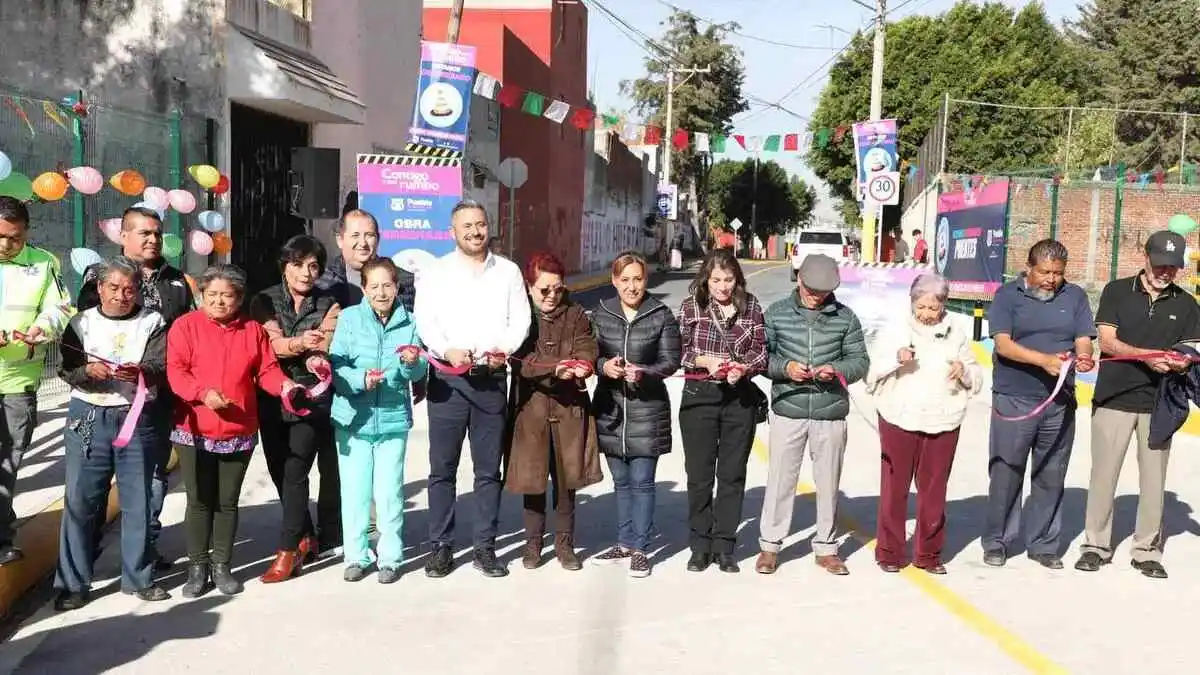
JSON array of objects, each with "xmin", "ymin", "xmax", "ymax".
[
  {"xmin": 92, "ymin": 396, "xmax": 170, "ymax": 558},
  {"xmin": 56, "ymin": 398, "xmax": 155, "ymax": 593},
  {"xmin": 606, "ymin": 456, "xmax": 658, "ymax": 552}
]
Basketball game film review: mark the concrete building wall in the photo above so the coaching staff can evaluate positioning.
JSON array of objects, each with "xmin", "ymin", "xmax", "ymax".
[{"xmin": 581, "ymin": 131, "xmax": 652, "ymax": 273}]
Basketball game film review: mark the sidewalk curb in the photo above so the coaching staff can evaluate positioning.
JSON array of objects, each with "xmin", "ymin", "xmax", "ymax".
[
  {"xmin": 568, "ymin": 261, "xmax": 702, "ymax": 294},
  {"xmin": 0, "ymin": 450, "xmax": 179, "ymax": 620}
]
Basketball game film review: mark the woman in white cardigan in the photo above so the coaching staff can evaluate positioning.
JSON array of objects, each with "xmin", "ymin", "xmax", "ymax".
[{"xmin": 864, "ymin": 274, "xmax": 982, "ymax": 575}]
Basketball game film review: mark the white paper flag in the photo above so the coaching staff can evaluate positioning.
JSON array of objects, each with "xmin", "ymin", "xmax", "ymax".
[
  {"xmin": 472, "ymin": 73, "xmax": 501, "ymax": 100},
  {"xmin": 694, "ymin": 132, "xmax": 710, "ymax": 153},
  {"xmin": 543, "ymin": 100, "xmax": 570, "ymax": 124}
]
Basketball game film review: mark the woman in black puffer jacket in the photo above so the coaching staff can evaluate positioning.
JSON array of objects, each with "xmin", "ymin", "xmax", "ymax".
[{"xmin": 590, "ymin": 251, "xmax": 681, "ymax": 578}]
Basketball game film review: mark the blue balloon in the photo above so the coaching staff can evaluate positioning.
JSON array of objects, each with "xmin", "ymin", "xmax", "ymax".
[
  {"xmin": 198, "ymin": 210, "xmax": 225, "ymax": 233},
  {"xmin": 131, "ymin": 200, "xmax": 166, "ymax": 222},
  {"xmin": 69, "ymin": 248, "xmax": 102, "ymax": 275},
  {"xmin": 0, "ymin": 152, "xmax": 11, "ymax": 182}
]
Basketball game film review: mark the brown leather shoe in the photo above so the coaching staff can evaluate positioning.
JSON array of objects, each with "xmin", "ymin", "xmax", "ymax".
[
  {"xmin": 555, "ymin": 533, "xmax": 582, "ymax": 571},
  {"xmin": 521, "ymin": 537, "xmax": 543, "ymax": 570},
  {"xmin": 260, "ymin": 550, "xmax": 302, "ymax": 583},
  {"xmin": 816, "ymin": 555, "xmax": 849, "ymax": 576},
  {"xmin": 755, "ymin": 551, "xmax": 778, "ymax": 574}
]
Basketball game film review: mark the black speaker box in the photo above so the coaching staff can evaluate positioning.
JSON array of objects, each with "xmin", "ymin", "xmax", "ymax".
[{"xmin": 289, "ymin": 147, "xmax": 341, "ymax": 219}]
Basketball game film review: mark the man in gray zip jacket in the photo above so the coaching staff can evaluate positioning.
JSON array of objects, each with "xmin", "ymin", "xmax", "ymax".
[{"xmin": 755, "ymin": 254, "xmax": 869, "ymax": 576}]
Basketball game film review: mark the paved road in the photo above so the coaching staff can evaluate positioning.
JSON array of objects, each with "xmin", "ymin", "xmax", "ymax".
[{"xmin": 4, "ymin": 263, "xmax": 1200, "ymax": 674}]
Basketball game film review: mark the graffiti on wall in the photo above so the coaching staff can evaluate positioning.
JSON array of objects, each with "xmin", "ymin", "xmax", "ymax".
[{"xmin": 581, "ymin": 214, "xmax": 641, "ymax": 273}]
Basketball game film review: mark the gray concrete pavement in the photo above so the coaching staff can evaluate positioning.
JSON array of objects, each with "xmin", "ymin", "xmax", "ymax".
[{"xmin": 4, "ymin": 262, "xmax": 1200, "ymax": 674}]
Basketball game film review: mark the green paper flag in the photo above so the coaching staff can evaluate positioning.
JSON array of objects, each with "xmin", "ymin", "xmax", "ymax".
[
  {"xmin": 521, "ymin": 92, "xmax": 545, "ymax": 116},
  {"xmin": 601, "ymin": 113, "xmax": 620, "ymax": 128},
  {"xmin": 711, "ymin": 135, "xmax": 727, "ymax": 153},
  {"xmin": 816, "ymin": 128, "xmax": 832, "ymax": 148},
  {"xmin": 1185, "ymin": 163, "xmax": 1197, "ymax": 185},
  {"xmin": 763, "ymin": 135, "xmax": 781, "ymax": 152}
]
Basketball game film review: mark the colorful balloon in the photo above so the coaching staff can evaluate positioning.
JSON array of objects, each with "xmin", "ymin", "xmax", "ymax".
[
  {"xmin": 0, "ymin": 172, "xmax": 34, "ymax": 201},
  {"xmin": 188, "ymin": 165, "xmax": 221, "ymax": 190},
  {"xmin": 213, "ymin": 174, "xmax": 230, "ymax": 195},
  {"xmin": 131, "ymin": 201, "xmax": 166, "ymax": 222},
  {"xmin": 99, "ymin": 218, "xmax": 123, "ymax": 245},
  {"xmin": 142, "ymin": 186, "xmax": 169, "ymax": 210},
  {"xmin": 66, "ymin": 166, "xmax": 104, "ymax": 195},
  {"xmin": 1168, "ymin": 214, "xmax": 1198, "ymax": 236},
  {"xmin": 211, "ymin": 231, "xmax": 233, "ymax": 255},
  {"xmin": 109, "ymin": 170, "xmax": 146, "ymax": 197},
  {"xmin": 31, "ymin": 172, "xmax": 69, "ymax": 201},
  {"xmin": 69, "ymin": 248, "xmax": 103, "ymax": 275},
  {"xmin": 161, "ymin": 232, "xmax": 183, "ymax": 258},
  {"xmin": 189, "ymin": 230, "xmax": 214, "ymax": 255},
  {"xmin": 167, "ymin": 189, "xmax": 197, "ymax": 214},
  {"xmin": 197, "ymin": 210, "xmax": 225, "ymax": 232},
  {"xmin": 0, "ymin": 152, "xmax": 12, "ymax": 182}
]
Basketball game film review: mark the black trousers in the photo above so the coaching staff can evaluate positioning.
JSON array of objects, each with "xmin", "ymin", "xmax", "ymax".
[
  {"xmin": 177, "ymin": 444, "xmax": 253, "ymax": 565},
  {"xmin": 678, "ymin": 380, "xmax": 757, "ymax": 555},
  {"xmin": 523, "ymin": 438, "xmax": 576, "ymax": 538},
  {"xmin": 259, "ymin": 405, "xmax": 340, "ymax": 550}
]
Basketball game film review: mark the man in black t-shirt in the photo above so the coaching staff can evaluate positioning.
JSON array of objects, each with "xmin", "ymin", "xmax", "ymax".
[{"xmin": 1077, "ymin": 231, "xmax": 1200, "ymax": 579}]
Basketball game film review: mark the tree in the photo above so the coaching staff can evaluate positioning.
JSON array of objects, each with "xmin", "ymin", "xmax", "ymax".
[
  {"xmin": 807, "ymin": 1, "xmax": 1095, "ymax": 219},
  {"xmin": 708, "ymin": 159, "xmax": 809, "ymax": 247},
  {"xmin": 1068, "ymin": 0, "xmax": 1200, "ymax": 170},
  {"xmin": 621, "ymin": 10, "xmax": 748, "ymax": 222}
]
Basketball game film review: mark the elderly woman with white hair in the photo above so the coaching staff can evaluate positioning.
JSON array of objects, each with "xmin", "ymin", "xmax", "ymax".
[{"xmin": 864, "ymin": 274, "xmax": 982, "ymax": 574}]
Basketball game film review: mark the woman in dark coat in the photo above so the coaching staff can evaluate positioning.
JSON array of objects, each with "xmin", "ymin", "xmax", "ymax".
[
  {"xmin": 505, "ymin": 253, "xmax": 602, "ymax": 572},
  {"xmin": 590, "ymin": 251, "xmax": 682, "ymax": 578}
]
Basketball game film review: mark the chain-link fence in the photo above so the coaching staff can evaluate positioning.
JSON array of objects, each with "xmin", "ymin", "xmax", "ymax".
[{"xmin": 0, "ymin": 84, "xmax": 212, "ymax": 398}]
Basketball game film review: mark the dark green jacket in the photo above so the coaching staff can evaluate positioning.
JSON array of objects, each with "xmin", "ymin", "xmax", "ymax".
[{"xmin": 764, "ymin": 292, "xmax": 869, "ymax": 420}]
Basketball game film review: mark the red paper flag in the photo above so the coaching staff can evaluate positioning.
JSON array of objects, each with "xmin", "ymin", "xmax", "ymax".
[
  {"xmin": 833, "ymin": 125, "xmax": 849, "ymax": 143},
  {"xmin": 733, "ymin": 134, "xmax": 746, "ymax": 149},
  {"xmin": 569, "ymin": 107, "xmax": 595, "ymax": 130},
  {"xmin": 783, "ymin": 133, "xmax": 799, "ymax": 151},
  {"xmin": 643, "ymin": 126, "xmax": 663, "ymax": 146},
  {"xmin": 497, "ymin": 84, "xmax": 524, "ymax": 108},
  {"xmin": 671, "ymin": 129, "xmax": 689, "ymax": 150}
]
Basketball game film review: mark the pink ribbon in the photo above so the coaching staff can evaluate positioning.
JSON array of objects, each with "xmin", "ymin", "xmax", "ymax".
[
  {"xmin": 281, "ymin": 355, "xmax": 333, "ymax": 417},
  {"xmin": 38, "ymin": 330, "xmax": 147, "ymax": 449},
  {"xmin": 994, "ymin": 357, "xmax": 1074, "ymax": 422}
]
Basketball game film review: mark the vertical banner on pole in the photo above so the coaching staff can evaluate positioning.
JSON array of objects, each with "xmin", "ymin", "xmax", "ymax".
[
  {"xmin": 408, "ymin": 41, "xmax": 477, "ymax": 155},
  {"xmin": 356, "ymin": 154, "xmax": 463, "ymax": 280}
]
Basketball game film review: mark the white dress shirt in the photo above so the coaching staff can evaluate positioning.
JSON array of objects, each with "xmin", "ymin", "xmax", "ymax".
[{"xmin": 414, "ymin": 250, "xmax": 531, "ymax": 363}]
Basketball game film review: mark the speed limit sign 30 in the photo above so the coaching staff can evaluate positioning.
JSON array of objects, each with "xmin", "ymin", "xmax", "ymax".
[{"xmin": 866, "ymin": 171, "xmax": 900, "ymax": 205}]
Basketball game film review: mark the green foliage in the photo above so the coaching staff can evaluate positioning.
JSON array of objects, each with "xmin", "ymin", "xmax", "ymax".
[
  {"xmin": 1068, "ymin": 0, "xmax": 1200, "ymax": 169},
  {"xmin": 621, "ymin": 10, "xmax": 749, "ymax": 189},
  {"xmin": 707, "ymin": 159, "xmax": 813, "ymax": 244},
  {"xmin": 807, "ymin": 1, "xmax": 1094, "ymax": 214}
]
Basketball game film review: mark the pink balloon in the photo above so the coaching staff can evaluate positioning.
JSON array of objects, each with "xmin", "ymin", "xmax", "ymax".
[
  {"xmin": 189, "ymin": 230, "xmax": 214, "ymax": 256},
  {"xmin": 142, "ymin": 186, "xmax": 169, "ymax": 210},
  {"xmin": 167, "ymin": 189, "xmax": 197, "ymax": 214},
  {"xmin": 66, "ymin": 167, "xmax": 104, "ymax": 195},
  {"xmin": 99, "ymin": 218, "xmax": 122, "ymax": 245}
]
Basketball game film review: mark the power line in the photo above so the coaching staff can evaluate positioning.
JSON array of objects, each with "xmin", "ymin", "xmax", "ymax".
[{"xmin": 648, "ymin": 0, "xmax": 842, "ymax": 50}]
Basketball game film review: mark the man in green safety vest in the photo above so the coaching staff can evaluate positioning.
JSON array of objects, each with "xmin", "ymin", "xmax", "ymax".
[{"xmin": 0, "ymin": 197, "xmax": 72, "ymax": 565}]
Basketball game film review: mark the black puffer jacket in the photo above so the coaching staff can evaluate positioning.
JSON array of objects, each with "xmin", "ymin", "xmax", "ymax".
[{"xmin": 592, "ymin": 296, "xmax": 682, "ymax": 458}]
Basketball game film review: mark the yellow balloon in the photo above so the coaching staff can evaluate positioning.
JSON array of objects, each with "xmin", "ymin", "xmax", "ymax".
[
  {"xmin": 188, "ymin": 164, "xmax": 221, "ymax": 190},
  {"xmin": 32, "ymin": 172, "xmax": 70, "ymax": 201}
]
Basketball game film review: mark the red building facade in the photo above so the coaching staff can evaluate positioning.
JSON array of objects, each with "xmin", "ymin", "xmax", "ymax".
[{"xmin": 423, "ymin": 0, "xmax": 589, "ymax": 271}]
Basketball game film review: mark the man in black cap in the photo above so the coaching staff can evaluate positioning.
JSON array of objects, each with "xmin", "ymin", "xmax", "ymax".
[
  {"xmin": 755, "ymin": 254, "xmax": 869, "ymax": 576},
  {"xmin": 1076, "ymin": 230, "xmax": 1200, "ymax": 579}
]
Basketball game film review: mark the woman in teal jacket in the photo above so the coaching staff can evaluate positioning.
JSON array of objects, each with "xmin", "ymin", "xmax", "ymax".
[{"xmin": 329, "ymin": 258, "xmax": 427, "ymax": 584}]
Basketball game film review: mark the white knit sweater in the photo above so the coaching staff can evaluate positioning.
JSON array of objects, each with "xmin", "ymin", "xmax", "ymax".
[{"xmin": 864, "ymin": 315, "xmax": 983, "ymax": 434}]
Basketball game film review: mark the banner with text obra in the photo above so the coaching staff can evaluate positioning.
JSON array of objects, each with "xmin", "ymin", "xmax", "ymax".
[{"xmin": 357, "ymin": 155, "xmax": 462, "ymax": 279}]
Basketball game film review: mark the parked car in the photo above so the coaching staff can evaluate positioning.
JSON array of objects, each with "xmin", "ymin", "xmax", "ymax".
[{"xmin": 790, "ymin": 229, "xmax": 852, "ymax": 281}]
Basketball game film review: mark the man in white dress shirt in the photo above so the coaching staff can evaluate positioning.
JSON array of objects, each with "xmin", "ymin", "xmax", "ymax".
[{"xmin": 415, "ymin": 199, "xmax": 531, "ymax": 578}]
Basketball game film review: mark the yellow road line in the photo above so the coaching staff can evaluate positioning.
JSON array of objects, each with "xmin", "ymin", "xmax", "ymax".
[{"xmin": 750, "ymin": 436, "xmax": 1068, "ymax": 675}]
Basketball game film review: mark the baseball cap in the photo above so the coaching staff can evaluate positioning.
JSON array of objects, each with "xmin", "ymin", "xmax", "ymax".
[
  {"xmin": 798, "ymin": 254, "xmax": 841, "ymax": 293},
  {"xmin": 1145, "ymin": 230, "xmax": 1186, "ymax": 268}
]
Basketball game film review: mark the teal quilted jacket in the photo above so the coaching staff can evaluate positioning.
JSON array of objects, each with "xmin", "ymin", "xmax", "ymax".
[
  {"xmin": 329, "ymin": 301, "xmax": 428, "ymax": 439},
  {"xmin": 764, "ymin": 292, "xmax": 869, "ymax": 421}
]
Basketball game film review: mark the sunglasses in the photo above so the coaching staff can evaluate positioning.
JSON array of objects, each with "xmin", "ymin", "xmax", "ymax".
[{"xmin": 536, "ymin": 286, "xmax": 566, "ymax": 297}]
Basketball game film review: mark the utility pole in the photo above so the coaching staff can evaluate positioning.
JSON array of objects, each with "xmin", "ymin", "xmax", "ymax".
[
  {"xmin": 661, "ymin": 65, "xmax": 709, "ymax": 263},
  {"xmin": 861, "ymin": 0, "xmax": 886, "ymax": 262},
  {"xmin": 751, "ymin": 152, "xmax": 759, "ymax": 255},
  {"xmin": 447, "ymin": 0, "xmax": 466, "ymax": 43}
]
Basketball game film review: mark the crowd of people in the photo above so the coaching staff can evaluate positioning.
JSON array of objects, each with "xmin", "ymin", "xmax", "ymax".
[{"xmin": 0, "ymin": 192, "xmax": 1194, "ymax": 614}]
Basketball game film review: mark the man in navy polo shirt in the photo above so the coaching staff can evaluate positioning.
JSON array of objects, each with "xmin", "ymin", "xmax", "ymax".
[{"xmin": 984, "ymin": 239, "xmax": 1096, "ymax": 568}]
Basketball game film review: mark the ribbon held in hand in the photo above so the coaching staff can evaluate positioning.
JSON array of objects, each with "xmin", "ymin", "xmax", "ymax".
[
  {"xmin": 48, "ymin": 331, "xmax": 148, "ymax": 449},
  {"xmin": 281, "ymin": 355, "xmax": 333, "ymax": 417},
  {"xmin": 397, "ymin": 345, "xmax": 506, "ymax": 376},
  {"xmin": 994, "ymin": 355, "xmax": 1074, "ymax": 422}
]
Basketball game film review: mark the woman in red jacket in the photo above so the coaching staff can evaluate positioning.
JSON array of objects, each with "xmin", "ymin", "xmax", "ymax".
[{"xmin": 167, "ymin": 264, "xmax": 298, "ymax": 598}]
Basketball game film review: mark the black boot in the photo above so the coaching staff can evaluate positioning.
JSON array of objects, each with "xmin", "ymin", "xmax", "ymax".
[
  {"xmin": 211, "ymin": 562, "xmax": 243, "ymax": 595},
  {"xmin": 182, "ymin": 562, "xmax": 212, "ymax": 599}
]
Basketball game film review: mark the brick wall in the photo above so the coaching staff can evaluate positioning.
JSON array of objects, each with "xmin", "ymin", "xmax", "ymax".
[{"xmin": 1005, "ymin": 179, "xmax": 1200, "ymax": 290}]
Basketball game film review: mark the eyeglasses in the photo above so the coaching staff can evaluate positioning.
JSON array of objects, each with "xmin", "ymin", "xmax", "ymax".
[{"xmin": 537, "ymin": 286, "xmax": 566, "ymax": 297}]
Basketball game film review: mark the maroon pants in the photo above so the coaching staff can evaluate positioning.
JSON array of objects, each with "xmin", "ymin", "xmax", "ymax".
[{"xmin": 875, "ymin": 415, "xmax": 959, "ymax": 567}]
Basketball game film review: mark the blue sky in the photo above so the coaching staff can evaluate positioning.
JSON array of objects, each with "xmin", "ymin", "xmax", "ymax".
[{"xmin": 585, "ymin": 0, "xmax": 1079, "ymax": 220}]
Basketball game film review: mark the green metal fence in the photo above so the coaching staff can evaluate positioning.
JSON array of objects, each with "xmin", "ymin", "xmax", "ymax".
[{"xmin": 0, "ymin": 85, "xmax": 212, "ymax": 398}]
